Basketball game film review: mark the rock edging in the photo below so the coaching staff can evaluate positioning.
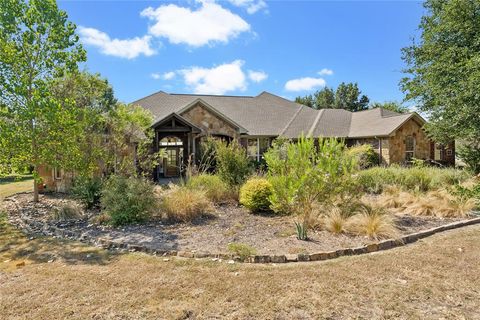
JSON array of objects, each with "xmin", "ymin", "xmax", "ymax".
[{"xmin": 5, "ymin": 195, "xmax": 480, "ymax": 263}]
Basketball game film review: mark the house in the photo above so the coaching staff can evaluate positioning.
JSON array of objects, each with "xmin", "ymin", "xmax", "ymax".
[{"xmin": 132, "ymin": 91, "xmax": 455, "ymax": 181}]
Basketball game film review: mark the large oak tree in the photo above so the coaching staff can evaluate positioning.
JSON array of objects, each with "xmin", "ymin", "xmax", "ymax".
[
  {"xmin": 0, "ymin": 0, "xmax": 86, "ymax": 201},
  {"xmin": 401, "ymin": 0, "xmax": 480, "ymax": 172}
]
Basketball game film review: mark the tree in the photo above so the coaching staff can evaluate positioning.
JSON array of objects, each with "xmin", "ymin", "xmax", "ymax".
[
  {"xmin": 370, "ymin": 101, "xmax": 410, "ymax": 114},
  {"xmin": 47, "ymin": 71, "xmax": 117, "ymax": 175},
  {"xmin": 0, "ymin": 0, "xmax": 86, "ymax": 201},
  {"xmin": 295, "ymin": 83, "xmax": 369, "ymax": 111},
  {"xmin": 313, "ymin": 87, "xmax": 335, "ymax": 109},
  {"xmin": 401, "ymin": 0, "xmax": 480, "ymax": 172},
  {"xmin": 294, "ymin": 94, "xmax": 314, "ymax": 108},
  {"xmin": 335, "ymin": 82, "xmax": 370, "ymax": 112}
]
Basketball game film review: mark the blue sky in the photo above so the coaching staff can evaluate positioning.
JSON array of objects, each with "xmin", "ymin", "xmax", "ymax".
[{"xmin": 59, "ymin": 0, "xmax": 425, "ymax": 105}]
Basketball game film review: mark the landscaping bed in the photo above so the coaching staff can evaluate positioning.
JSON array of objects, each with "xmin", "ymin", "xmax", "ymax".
[{"xmin": 3, "ymin": 192, "xmax": 477, "ymax": 259}]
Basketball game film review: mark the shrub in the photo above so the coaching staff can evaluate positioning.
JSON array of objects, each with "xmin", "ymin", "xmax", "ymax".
[
  {"xmin": 214, "ymin": 140, "xmax": 252, "ymax": 186},
  {"xmin": 50, "ymin": 204, "xmax": 83, "ymax": 221},
  {"xmin": 227, "ymin": 242, "xmax": 257, "ymax": 260},
  {"xmin": 101, "ymin": 175, "xmax": 157, "ymax": 226},
  {"xmin": 294, "ymin": 221, "xmax": 308, "ymax": 240},
  {"xmin": 186, "ymin": 174, "xmax": 233, "ymax": 203},
  {"xmin": 457, "ymin": 143, "xmax": 480, "ymax": 174},
  {"xmin": 347, "ymin": 144, "xmax": 380, "ymax": 169},
  {"xmin": 160, "ymin": 185, "xmax": 213, "ymax": 222},
  {"xmin": 239, "ymin": 177, "xmax": 273, "ymax": 212},
  {"xmin": 71, "ymin": 176, "xmax": 103, "ymax": 209},
  {"xmin": 264, "ymin": 136, "xmax": 357, "ymax": 217}
]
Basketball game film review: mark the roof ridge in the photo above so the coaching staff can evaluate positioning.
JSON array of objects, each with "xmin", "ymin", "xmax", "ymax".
[
  {"xmin": 279, "ymin": 105, "xmax": 304, "ymax": 136},
  {"xmin": 170, "ymin": 93, "xmax": 254, "ymax": 98},
  {"xmin": 307, "ymin": 109, "xmax": 325, "ymax": 137},
  {"xmin": 130, "ymin": 90, "xmax": 168, "ymax": 105}
]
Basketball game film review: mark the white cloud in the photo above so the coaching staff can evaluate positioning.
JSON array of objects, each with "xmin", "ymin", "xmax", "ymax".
[
  {"xmin": 318, "ymin": 68, "xmax": 334, "ymax": 76},
  {"xmin": 284, "ymin": 77, "xmax": 326, "ymax": 92},
  {"xmin": 78, "ymin": 27, "xmax": 156, "ymax": 59},
  {"xmin": 163, "ymin": 71, "xmax": 176, "ymax": 80},
  {"xmin": 248, "ymin": 70, "xmax": 268, "ymax": 83},
  {"xmin": 228, "ymin": 0, "xmax": 267, "ymax": 14},
  {"xmin": 180, "ymin": 60, "xmax": 247, "ymax": 95},
  {"xmin": 141, "ymin": 2, "xmax": 250, "ymax": 47},
  {"xmin": 151, "ymin": 71, "xmax": 175, "ymax": 80}
]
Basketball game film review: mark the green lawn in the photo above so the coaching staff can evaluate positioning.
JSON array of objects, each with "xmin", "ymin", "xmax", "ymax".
[{"xmin": 0, "ymin": 176, "xmax": 33, "ymax": 200}]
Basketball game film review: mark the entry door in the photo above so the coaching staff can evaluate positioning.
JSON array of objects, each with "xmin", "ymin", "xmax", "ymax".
[{"xmin": 164, "ymin": 148, "xmax": 179, "ymax": 177}]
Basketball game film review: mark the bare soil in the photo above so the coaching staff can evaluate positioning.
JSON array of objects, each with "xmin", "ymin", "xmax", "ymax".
[{"xmin": 3, "ymin": 193, "xmax": 466, "ymax": 255}]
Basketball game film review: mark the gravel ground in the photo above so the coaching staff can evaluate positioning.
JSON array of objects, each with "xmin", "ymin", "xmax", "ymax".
[{"xmin": 3, "ymin": 192, "xmax": 465, "ymax": 255}]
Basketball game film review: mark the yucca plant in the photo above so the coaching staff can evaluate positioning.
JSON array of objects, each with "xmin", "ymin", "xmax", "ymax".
[{"xmin": 294, "ymin": 221, "xmax": 308, "ymax": 241}]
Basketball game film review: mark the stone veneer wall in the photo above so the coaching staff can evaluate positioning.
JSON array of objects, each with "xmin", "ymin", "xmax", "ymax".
[
  {"xmin": 180, "ymin": 103, "xmax": 239, "ymax": 139},
  {"xmin": 388, "ymin": 118, "xmax": 430, "ymax": 164}
]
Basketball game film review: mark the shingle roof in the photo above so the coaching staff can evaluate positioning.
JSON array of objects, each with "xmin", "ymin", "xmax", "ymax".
[{"xmin": 132, "ymin": 91, "xmax": 423, "ymax": 138}]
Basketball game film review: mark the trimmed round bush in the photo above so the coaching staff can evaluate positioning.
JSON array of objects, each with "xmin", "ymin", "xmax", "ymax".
[{"xmin": 239, "ymin": 177, "xmax": 273, "ymax": 212}]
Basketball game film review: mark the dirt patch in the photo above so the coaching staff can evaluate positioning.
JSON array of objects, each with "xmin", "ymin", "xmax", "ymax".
[{"xmin": 4, "ymin": 192, "xmax": 473, "ymax": 257}]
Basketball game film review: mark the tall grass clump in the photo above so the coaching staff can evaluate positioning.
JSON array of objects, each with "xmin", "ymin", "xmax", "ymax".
[
  {"xmin": 358, "ymin": 166, "xmax": 470, "ymax": 194},
  {"xmin": 186, "ymin": 174, "xmax": 234, "ymax": 203},
  {"xmin": 214, "ymin": 139, "xmax": 252, "ymax": 187},
  {"xmin": 160, "ymin": 185, "xmax": 213, "ymax": 222},
  {"xmin": 347, "ymin": 204, "xmax": 397, "ymax": 239},
  {"xmin": 101, "ymin": 175, "xmax": 157, "ymax": 226}
]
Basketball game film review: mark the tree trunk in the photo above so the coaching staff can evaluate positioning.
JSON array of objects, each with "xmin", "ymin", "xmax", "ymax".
[{"xmin": 33, "ymin": 178, "xmax": 39, "ymax": 202}]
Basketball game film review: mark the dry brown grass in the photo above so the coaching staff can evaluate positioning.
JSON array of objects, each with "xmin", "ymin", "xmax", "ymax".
[
  {"xmin": 375, "ymin": 187, "xmax": 477, "ymax": 219},
  {"xmin": 347, "ymin": 212, "xmax": 398, "ymax": 239},
  {"xmin": 323, "ymin": 207, "xmax": 349, "ymax": 234},
  {"xmin": 160, "ymin": 185, "xmax": 214, "ymax": 222},
  {"xmin": 1, "ymin": 210, "xmax": 480, "ymax": 319}
]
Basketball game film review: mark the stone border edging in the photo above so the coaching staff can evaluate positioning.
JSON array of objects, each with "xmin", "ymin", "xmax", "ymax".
[{"xmin": 5, "ymin": 196, "xmax": 480, "ymax": 264}]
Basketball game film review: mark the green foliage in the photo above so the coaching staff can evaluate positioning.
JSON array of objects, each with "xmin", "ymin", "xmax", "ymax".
[
  {"xmin": 335, "ymin": 82, "xmax": 370, "ymax": 112},
  {"xmin": 214, "ymin": 140, "xmax": 252, "ymax": 187},
  {"xmin": 71, "ymin": 176, "xmax": 103, "ymax": 209},
  {"xmin": 0, "ymin": 0, "xmax": 86, "ymax": 201},
  {"xmin": 369, "ymin": 101, "xmax": 409, "ymax": 114},
  {"xmin": 239, "ymin": 177, "xmax": 273, "ymax": 212},
  {"xmin": 457, "ymin": 143, "xmax": 480, "ymax": 174},
  {"xmin": 401, "ymin": 0, "xmax": 480, "ymax": 165},
  {"xmin": 295, "ymin": 83, "xmax": 369, "ymax": 111},
  {"xmin": 227, "ymin": 243, "xmax": 257, "ymax": 260},
  {"xmin": 264, "ymin": 136, "xmax": 357, "ymax": 217},
  {"xmin": 347, "ymin": 144, "xmax": 380, "ymax": 169},
  {"xmin": 357, "ymin": 166, "xmax": 470, "ymax": 194},
  {"xmin": 452, "ymin": 183, "xmax": 480, "ymax": 202},
  {"xmin": 294, "ymin": 221, "xmax": 308, "ymax": 241},
  {"xmin": 186, "ymin": 174, "xmax": 231, "ymax": 203},
  {"xmin": 105, "ymin": 103, "xmax": 162, "ymax": 177},
  {"xmin": 101, "ymin": 175, "xmax": 157, "ymax": 226}
]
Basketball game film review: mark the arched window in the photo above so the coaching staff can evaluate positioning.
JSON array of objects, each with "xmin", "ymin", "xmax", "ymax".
[{"xmin": 159, "ymin": 136, "xmax": 183, "ymax": 147}]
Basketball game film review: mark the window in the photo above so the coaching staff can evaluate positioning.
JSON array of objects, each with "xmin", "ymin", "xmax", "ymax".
[
  {"xmin": 446, "ymin": 149, "xmax": 453, "ymax": 156},
  {"xmin": 159, "ymin": 136, "xmax": 183, "ymax": 147},
  {"xmin": 53, "ymin": 168, "xmax": 63, "ymax": 180},
  {"xmin": 246, "ymin": 138, "xmax": 270, "ymax": 161},
  {"xmin": 434, "ymin": 144, "xmax": 444, "ymax": 161},
  {"xmin": 405, "ymin": 136, "xmax": 415, "ymax": 161}
]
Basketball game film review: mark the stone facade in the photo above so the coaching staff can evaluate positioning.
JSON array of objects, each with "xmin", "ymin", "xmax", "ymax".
[
  {"xmin": 180, "ymin": 103, "xmax": 239, "ymax": 139},
  {"xmin": 387, "ymin": 117, "xmax": 430, "ymax": 164},
  {"xmin": 37, "ymin": 165, "xmax": 73, "ymax": 193}
]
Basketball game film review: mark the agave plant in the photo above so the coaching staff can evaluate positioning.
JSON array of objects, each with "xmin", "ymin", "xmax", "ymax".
[{"xmin": 294, "ymin": 221, "xmax": 308, "ymax": 241}]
